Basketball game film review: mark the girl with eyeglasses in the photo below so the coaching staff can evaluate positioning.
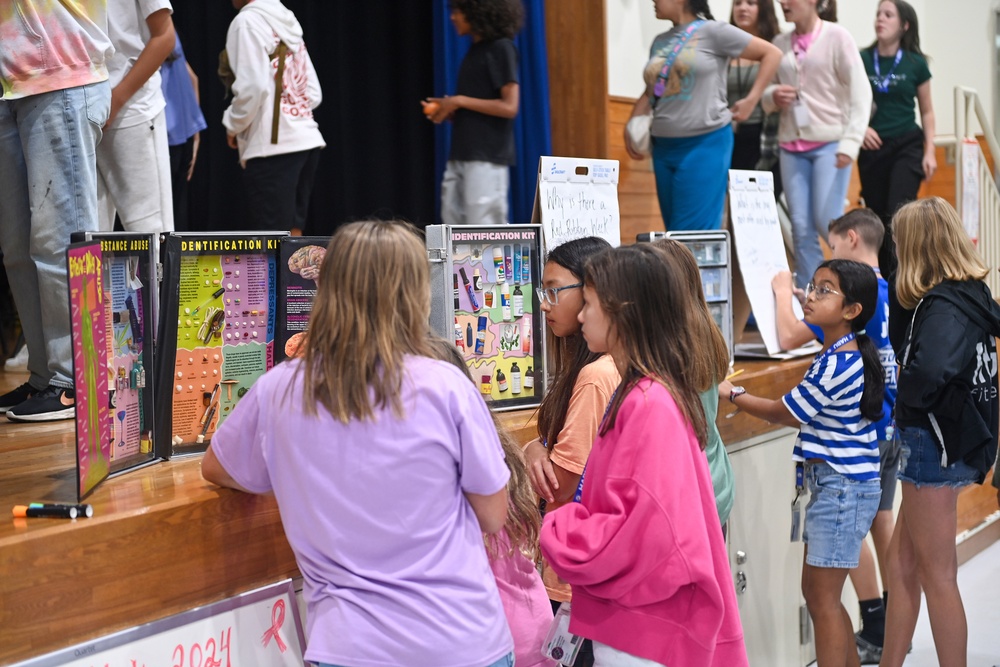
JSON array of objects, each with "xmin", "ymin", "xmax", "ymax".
[
  {"xmin": 521, "ymin": 236, "xmax": 615, "ymax": 667},
  {"xmin": 541, "ymin": 244, "xmax": 747, "ymax": 666},
  {"xmin": 719, "ymin": 259, "xmax": 884, "ymax": 667}
]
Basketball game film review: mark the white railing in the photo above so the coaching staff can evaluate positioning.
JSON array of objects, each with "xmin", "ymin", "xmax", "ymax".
[{"xmin": 954, "ymin": 86, "xmax": 1000, "ymax": 295}]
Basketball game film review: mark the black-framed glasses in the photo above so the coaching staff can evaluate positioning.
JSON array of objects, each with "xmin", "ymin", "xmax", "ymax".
[
  {"xmin": 804, "ymin": 282, "xmax": 842, "ymax": 300},
  {"xmin": 535, "ymin": 283, "xmax": 583, "ymax": 306}
]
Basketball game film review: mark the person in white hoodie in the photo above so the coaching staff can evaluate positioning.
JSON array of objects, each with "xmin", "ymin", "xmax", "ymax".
[{"xmin": 223, "ymin": 0, "xmax": 325, "ymax": 235}]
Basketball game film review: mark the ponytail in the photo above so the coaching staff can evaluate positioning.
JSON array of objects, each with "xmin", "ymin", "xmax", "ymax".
[
  {"xmin": 819, "ymin": 259, "xmax": 885, "ymax": 423},
  {"xmin": 855, "ymin": 332, "xmax": 885, "ymax": 422}
]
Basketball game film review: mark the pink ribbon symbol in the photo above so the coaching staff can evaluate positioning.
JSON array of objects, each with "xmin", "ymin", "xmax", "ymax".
[{"xmin": 261, "ymin": 599, "xmax": 288, "ymax": 653}]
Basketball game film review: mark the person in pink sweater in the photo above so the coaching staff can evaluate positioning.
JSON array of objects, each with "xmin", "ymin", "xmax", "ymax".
[{"xmin": 540, "ymin": 244, "xmax": 747, "ymax": 667}]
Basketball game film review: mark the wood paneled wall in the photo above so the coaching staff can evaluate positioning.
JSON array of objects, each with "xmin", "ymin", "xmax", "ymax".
[{"xmin": 544, "ymin": 0, "xmax": 608, "ymax": 162}]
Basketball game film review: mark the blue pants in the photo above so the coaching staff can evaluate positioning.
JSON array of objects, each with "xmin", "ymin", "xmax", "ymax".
[
  {"xmin": 0, "ymin": 82, "xmax": 110, "ymax": 389},
  {"xmin": 779, "ymin": 142, "xmax": 852, "ymax": 289},
  {"xmin": 651, "ymin": 124, "xmax": 733, "ymax": 231}
]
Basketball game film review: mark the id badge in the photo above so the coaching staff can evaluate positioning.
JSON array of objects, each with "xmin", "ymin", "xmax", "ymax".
[
  {"xmin": 790, "ymin": 497, "xmax": 802, "ymax": 542},
  {"xmin": 792, "ymin": 99, "xmax": 810, "ymax": 128},
  {"xmin": 543, "ymin": 602, "xmax": 584, "ymax": 666}
]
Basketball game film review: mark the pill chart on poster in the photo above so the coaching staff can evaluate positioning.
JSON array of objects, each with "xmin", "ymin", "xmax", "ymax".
[{"xmin": 163, "ymin": 236, "xmax": 280, "ymax": 451}]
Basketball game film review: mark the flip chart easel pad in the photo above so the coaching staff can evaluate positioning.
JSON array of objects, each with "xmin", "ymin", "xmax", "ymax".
[
  {"xmin": 728, "ymin": 169, "xmax": 803, "ymax": 356},
  {"xmin": 533, "ymin": 156, "xmax": 621, "ymax": 251}
]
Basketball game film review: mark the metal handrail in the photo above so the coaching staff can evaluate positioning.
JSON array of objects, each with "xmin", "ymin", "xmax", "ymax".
[{"xmin": 955, "ymin": 86, "xmax": 1000, "ymax": 207}]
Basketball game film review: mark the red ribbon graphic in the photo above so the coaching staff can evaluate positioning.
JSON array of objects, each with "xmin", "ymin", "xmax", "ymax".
[{"xmin": 261, "ymin": 599, "xmax": 288, "ymax": 653}]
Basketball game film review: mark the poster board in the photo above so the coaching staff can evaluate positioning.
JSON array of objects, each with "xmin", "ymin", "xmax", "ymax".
[
  {"xmin": 727, "ymin": 170, "xmax": 806, "ymax": 357},
  {"xmin": 275, "ymin": 237, "xmax": 329, "ymax": 362},
  {"xmin": 961, "ymin": 138, "xmax": 982, "ymax": 243},
  {"xmin": 12, "ymin": 580, "xmax": 307, "ymax": 667},
  {"xmin": 155, "ymin": 233, "xmax": 284, "ymax": 455},
  {"xmin": 531, "ymin": 156, "xmax": 621, "ymax": 251},
  {"xmin": 426, "ymin": 225, "xmax": 546, "ymax": 411},
  {"xmin": 68, "ymin": 242, "xmax": 112, "ymax": 501},
  {"xmin": 73, "ymin": 232, "xmax": 164, "ymax": 473}
]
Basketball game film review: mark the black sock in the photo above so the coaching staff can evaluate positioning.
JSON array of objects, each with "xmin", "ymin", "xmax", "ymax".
[{"xmin": 858, "ymin": 597, "xmax": 885, "ymax": 645}]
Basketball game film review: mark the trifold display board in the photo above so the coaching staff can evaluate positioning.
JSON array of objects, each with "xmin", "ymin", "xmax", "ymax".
[
  {"xmin": 276, "ymin": 237, "xmax": 329, "ymax": 361},
  {"xmin": 426, "ymin": 225, "xmax": 546, "ymax": 411},
  {"xmin": 156, "ymin": 233, "xmax": 285, "ymax": 455}
]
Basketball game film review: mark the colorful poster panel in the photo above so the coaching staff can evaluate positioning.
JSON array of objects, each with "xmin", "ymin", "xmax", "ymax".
[
  {"xmin": 88, "ymin": 234, "xmax": 160, "ymax": 471},
  {"xmin": 276, "ymin": 237, "xmax": 328, "ymax": 362},
  {"xmin": 156, "ymin": 234, "xmax": 282, "ymax": 455},
  {"xmin": 450, "ymin": 228, "xmax": 544, "ymax": 410},
  {"xmin": 68, "ymin": 242, "xmax": 112, "ymax": 500}
]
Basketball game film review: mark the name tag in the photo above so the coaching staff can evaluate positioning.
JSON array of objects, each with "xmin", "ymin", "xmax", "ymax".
[{"xmin": 792, "ymin": 99, "xmax": 810, "ymax": 129}]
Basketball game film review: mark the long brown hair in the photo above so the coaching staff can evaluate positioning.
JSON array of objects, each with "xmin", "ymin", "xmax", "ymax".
[
  {"xmin": 536, "ymin": 237, "xmax": 612, "ymax": 447},
  {"xmin": 425, "ymin": 337, "xmax": 540, "ymax": 560},
  {"xmin": 729, "ymin": 0, "xmax": 780, "ymax": 42},
  {"xmin": 894, "ymin": 197, "xmax": 989, "ymax": 309},
  {"xmin": 300, "ymin": 220, "xmax": 436, "ymax": 422},
  {"xmin": 651, "ymin": 239, "xmax": 730, "ymax": 390},
  {"xmin": 583, "ymin": 244, "xmax": 709, "ymax": 448}
]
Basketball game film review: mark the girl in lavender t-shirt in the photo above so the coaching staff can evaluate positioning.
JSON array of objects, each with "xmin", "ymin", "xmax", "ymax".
[{"xmin": 203, "ymin": 220, "xmax": 514, "ymax": 667}]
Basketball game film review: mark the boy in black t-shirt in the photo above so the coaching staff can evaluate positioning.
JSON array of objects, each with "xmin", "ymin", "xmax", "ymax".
[{"xmin": 425, "ymin": 0, "xmax": 523, "ymax": 226}]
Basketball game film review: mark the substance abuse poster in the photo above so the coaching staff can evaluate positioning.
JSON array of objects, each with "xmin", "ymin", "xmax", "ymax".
[{"xmin": 68, "ymin": 242, "xmax": 111, "ymax": 500}]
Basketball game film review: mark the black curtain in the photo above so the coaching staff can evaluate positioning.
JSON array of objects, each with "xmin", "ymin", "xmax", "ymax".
[{"xmin": 171, "ymin": 1, "xmax": 436, "ymax": 234}]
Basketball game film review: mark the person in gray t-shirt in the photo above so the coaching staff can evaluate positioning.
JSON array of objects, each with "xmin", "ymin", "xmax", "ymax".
[{"xmin": 624, "ymin": 0, "xmax": 779, "ymax": 232}]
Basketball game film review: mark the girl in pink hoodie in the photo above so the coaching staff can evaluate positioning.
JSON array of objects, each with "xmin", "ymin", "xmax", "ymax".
[{"xmin": 540, "ymin": 244, "xmax": 748, "ymax": 667}]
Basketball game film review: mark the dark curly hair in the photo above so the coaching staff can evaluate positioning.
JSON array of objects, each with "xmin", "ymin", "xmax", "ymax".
[{"xmin": 451, "ymin": 0, "xmax": 525, "ymax": 41}]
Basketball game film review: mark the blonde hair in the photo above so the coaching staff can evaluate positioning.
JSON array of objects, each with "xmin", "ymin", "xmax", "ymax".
[
  {"xmin": 301, "ymin": 220, "xmax": 435, "ymax": 422},
  {"xmin": 894, "ymin": 197, "xmax": 989, "ymax": 309}
]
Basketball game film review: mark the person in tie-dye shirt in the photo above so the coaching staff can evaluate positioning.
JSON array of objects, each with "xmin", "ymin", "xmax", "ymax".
[{"xmin": 0, "ymin": 1, "xmax": 114, "ymax": 422}]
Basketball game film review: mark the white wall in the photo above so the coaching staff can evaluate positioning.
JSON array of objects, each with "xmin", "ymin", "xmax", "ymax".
[{"xmin": 606, "ymin": 0, "xmax": 997, "ymax": 138}]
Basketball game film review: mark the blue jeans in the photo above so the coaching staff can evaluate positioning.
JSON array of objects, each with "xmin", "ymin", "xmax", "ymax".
[
  {"xmin": 652, "ymin": 124, "xmax": 733, "ymax": 231},
  {"xmin": 319, "ymin": 653, "xmax": 514, "ymax": 667},
  {"xmin": 0, "ymin": 81, "xmax": 110, "ymax": 389},
  {"xmin": 779, "ymin": 142, "xmax": 851, "ymax": 289}
]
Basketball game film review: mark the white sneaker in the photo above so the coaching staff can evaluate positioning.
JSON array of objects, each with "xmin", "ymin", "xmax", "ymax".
[{"xmin": 4, "ymin": 344, "xmax": 28, "ymax": 372}]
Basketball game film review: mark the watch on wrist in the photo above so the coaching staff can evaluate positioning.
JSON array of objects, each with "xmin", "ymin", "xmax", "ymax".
[{"xmin": 729, "ymin": 386, "xmax": 747, "ymax": 404}]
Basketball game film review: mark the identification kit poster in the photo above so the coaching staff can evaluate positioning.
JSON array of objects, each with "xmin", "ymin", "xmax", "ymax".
[{"xmin": 156, "ymin": 234, "xmax": 283, "ymax": 454}]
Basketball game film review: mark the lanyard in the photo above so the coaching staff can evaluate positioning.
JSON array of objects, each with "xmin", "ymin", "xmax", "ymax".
[
  {"xmin": 872, "ymin": 48, "xmax": 903, "ymax": 93},
  {"xmin": 652, "ymin": 20, "xmax": 705, "ymax": 100},
  {"xmin": 572, "ymin": 388, "xmax": 619, "ymax": 503},
  {"xmin": 818, "ymin": 331, "xmax": 856, "ymax": 362}
]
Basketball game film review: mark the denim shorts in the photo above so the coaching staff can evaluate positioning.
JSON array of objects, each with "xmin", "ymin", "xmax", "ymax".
[
  {"xmin": 896, "ymin": 425, "xmax": 980, "ymax": 489},
  {"xmin": 802, "ymin": 461, "xmax": 882, "ymax": 568}
]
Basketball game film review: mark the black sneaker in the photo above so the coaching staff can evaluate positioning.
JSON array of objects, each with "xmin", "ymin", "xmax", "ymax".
[
  {"xmin": 7, "ymin": 385, "xmax": 75, "ymax": 422},
  {"xmin": 0, "ymin": 382, "xmax": 39, "ymax": 413}
]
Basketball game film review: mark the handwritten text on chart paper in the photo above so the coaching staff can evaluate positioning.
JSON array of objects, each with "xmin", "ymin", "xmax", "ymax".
[{"xmin": 544, "ymin": 186, "xmax": 614, "ymax": 238}]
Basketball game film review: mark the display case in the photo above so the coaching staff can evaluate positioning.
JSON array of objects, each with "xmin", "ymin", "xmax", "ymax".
[
  {"xmin": 636, "ymin": 230, "xmax": 734, "ymax": 361},
  {"xmin": 426, "ymin": 225, "xmax": 546, "ymax": 411}
]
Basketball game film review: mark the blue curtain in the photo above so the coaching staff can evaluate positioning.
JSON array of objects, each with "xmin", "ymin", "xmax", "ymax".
[{"xmin": 432, "ymin": 1, "xmax": 552, "ymax": 224}]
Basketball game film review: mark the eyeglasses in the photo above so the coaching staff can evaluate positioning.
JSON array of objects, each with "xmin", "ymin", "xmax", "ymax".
[
  {"xmin": 804, "ymin": 282, "xmax": 843, "ymax": 300},
  {"xmin": 535, "ymin": 283, "xmax": 583, "ymax": 305}
]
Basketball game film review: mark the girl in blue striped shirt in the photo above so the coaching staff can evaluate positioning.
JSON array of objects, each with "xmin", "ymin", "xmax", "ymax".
[{"xmin": 719, "ymin": 259, "xmax": 885, "ymax": 667}]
